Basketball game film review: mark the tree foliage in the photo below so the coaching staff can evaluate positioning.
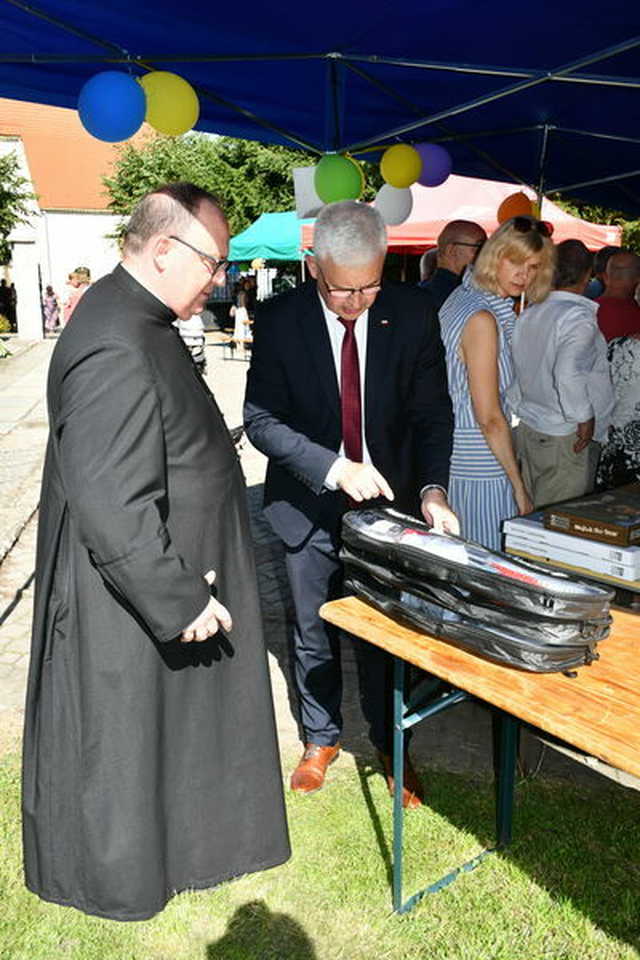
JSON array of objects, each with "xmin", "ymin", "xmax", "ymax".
[
  {"xmin": 103, "ymin": 134, "xmax": 382, "ymax": 237},
  {"xmin": 0, "ymin": 152, "xmax": 35, "ymax": 264},
  {"xmin": 550, "ymin": 193, "xmax": 640, "ymax": 253}
]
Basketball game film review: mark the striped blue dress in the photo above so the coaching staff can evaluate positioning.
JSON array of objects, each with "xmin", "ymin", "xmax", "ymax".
[{"xmin": 439, "ymin": 271, "xmax": 517, "ymax": 552}]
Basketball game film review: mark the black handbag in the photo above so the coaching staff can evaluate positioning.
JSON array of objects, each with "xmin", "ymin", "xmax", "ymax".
[{"xmin": 341, "ymin": 508, "xmax": 613, "ymax": 674}]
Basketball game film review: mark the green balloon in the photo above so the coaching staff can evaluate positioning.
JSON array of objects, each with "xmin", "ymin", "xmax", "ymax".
[{"xmin": 314, "ymin": 154, "xmax": 363, "ymax": 203}]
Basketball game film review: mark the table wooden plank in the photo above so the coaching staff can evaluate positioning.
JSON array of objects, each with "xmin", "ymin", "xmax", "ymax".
[{"xmin": 320, "ymin": 597, "xmax": 640, "ymax": 779}]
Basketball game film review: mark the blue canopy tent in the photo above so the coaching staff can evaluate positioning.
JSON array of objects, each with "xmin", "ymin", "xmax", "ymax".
[
  {"xmin": 1, "ymin": 1, "xmax": 639, "ymax": 214},
  {"xmin": 228, "ymin": 212, "xmax": 313, "ymax": 262}
]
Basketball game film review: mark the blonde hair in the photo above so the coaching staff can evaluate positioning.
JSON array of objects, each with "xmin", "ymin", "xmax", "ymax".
[{"xmin": 473, "ymin": 217, "xmax": 556, "ymax": 304}]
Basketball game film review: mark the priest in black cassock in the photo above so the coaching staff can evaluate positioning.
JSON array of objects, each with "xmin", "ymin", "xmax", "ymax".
[{"xmin": 22, "ymin": 183, "xmax": 290, "ymax": 921}]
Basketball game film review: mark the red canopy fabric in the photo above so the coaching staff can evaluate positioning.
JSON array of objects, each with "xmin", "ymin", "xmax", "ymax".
[{"xmin": 300, "ymin": 175, "xmax": 622, "ymax": 254}]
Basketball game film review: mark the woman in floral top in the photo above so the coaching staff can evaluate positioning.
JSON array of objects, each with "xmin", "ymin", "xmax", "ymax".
[{"xmin": 596, "ymin": 333, "xmax": 640, "ymax": 488}]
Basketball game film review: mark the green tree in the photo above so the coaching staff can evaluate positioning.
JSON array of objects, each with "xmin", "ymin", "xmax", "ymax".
[
  {"xmin": 103, "ymin": 134, "xmax": 382, "ymax": 237},
  {"xmin": 550, "ymin": 193, "xmax": 640, "ymax": 253},
  {"xmin": 0, "ymin": 152, "xmax": 35, "ymax": 264}
]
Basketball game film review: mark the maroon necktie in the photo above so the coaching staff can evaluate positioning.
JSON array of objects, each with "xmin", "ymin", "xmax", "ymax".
[{"xmin": 338, "ymin": 317, "xmax": 362, "ymax": 462}]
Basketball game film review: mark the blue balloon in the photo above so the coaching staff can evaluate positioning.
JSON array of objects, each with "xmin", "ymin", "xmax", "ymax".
[{"xmin": 78, "ymin": 71, "xmax": 146, "ymax": 143}]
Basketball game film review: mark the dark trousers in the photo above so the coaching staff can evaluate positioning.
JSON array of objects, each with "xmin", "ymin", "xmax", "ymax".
[{"xmin": 285, "ymin": 526, "xmax": 393, "ymax": 752}]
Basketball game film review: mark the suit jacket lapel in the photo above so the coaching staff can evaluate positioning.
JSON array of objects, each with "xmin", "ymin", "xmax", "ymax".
[{"xmin": 299, "ymin": 283, "xmax": 340, "ymax": 417}]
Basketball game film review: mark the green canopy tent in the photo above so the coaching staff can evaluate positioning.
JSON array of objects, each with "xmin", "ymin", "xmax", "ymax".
[{"xmin": 229, "ymin": 211, "xmax": 314, "ymax": 262}]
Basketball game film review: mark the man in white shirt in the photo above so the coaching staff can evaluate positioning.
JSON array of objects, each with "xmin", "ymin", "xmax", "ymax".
[{"xmin": 509, "ymin": 239, "xmax": 615, "ymax": 508}]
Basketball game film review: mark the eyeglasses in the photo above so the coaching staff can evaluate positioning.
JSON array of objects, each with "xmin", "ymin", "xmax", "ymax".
[
  {"xmin": 316, "ymin": 263, "xmax": 382, "ymax": 300},
  {"xmin": 451, "ymin": 240, "xmax": 484, "ymax": 249},
  {"xmin": 169, "ymin": 235, "xmax": 229, "ymax": 278},
  {"xmin": 511, "ymin": 217, "xmax": 552, "ymax": 238}
]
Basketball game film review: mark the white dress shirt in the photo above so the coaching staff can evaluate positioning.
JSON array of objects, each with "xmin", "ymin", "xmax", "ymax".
[{"xmin": 508, "ymin": 290, "xmax": 615, "ymax": 443}]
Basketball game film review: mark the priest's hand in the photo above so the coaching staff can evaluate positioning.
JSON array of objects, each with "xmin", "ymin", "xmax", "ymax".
[
  {"xmin": 180, "ymin": 570, "xmax": 232, "ymax": 643},
  {"xmin": 337, "ymin": 461, "xmax": 394, "ymax": 503},
  {"xmin": 421, "ymin": 488, "xmax": 460, "ymax": 535}
]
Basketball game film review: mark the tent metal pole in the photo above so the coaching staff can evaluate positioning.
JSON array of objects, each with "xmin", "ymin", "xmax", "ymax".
[
  {"xmin": 329, "ymin": 57, "xmax": 341, "ymax": 151},
  {"xmin": 551, "ymin": 168, "xmax": 640, "ymax": 193},
  {"xmin": 345, "ymin": 53, "xmax": 533, "ymax": 79},
  {"xmin": 3, "ymin": 0, "xmax": 126, "ymax": 54},
  {"xmin": 342, "ymin": 61, "xmax": 530, "ymax": 187},
  {"xmin": 1, "ymin": 50, "xmax": 638, "ymax": 92},
  {"xmin": 553, "ymin": 127, "xmax": 640, "ymax": 145},
  {"xmin": 536, "ymin": 124, "xmax": 551, "ymax": 209},
  {"xmin": 0, "ymin": 52, "xmax": 329, "ymax": 65},
  {"xmin": 431, "ymin": 125, "xmax": 543, "ymax": 143},
  {"xmin": 552, "ymin": 72, "xmax": 640, "ymax": 89},
  {"xmin": 2, "ymin": 0, "xmax": 322, "ymax": 154},
  {"xmin": 343, "ymin": 35, "xmax": 640, "ymax": 153},
  {"xmin": 342, "ymin": 52, "xmax": 640, "ymax": 89},
  {"xmin": 196, "ymin": 87, "xmax": 321, "ymax": 152}
]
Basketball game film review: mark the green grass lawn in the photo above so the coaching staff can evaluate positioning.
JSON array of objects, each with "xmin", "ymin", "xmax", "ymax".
[{"xmin": 1, "ymin": 750, "xmax": 639, "ymax": 960}]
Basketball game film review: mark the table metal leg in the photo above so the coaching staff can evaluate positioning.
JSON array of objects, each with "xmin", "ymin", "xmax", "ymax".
[
  {"xmin": 392, "ymin": 656, "xmax": 406, "ymax": 913},
  {"xmin": 495, "ymin": 712, "xmax": 519, "ymax": 848},
  {"xmin": 388, "ymin": 657, "xmax": 518, "ymax": 915}
]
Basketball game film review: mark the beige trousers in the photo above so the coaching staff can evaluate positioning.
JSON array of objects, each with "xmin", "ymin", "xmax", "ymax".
[{"xmin": 513, "ymin": 421, "xmax": 600, "ymax": 509}]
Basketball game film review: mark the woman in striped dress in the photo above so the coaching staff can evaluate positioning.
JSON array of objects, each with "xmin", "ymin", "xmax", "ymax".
[{"xmin": 439, "ymin": 217, "xmax": 555, "ymax": 551}]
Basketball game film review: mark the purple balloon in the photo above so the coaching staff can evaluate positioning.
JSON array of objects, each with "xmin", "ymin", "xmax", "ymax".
[{"xmin": 416, "ymin": 143, "xmax": 453, "ymax": 187}]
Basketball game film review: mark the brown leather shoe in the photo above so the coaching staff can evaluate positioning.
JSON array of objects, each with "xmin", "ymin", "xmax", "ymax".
[
  {"xmin": 377, "ymin": 751, "xmax": 425, "ymax": 809},
  {"xmin": 290, "ymin": 743, "xmax": 340, "ymax": 794}
]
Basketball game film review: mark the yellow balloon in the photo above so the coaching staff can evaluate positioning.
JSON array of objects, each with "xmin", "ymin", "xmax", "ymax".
[
  {"xmin": 380, "ymin": 144, "xmax": 422, "ymax": 188},
  {"xmin": 140, "ymin": 71, "xmax": 200, "ymax": 136}
]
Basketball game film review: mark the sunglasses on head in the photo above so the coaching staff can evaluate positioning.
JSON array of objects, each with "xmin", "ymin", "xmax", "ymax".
[{"xmin": 511, "ymin": 216, "xmax": 552, "ymax": 238}]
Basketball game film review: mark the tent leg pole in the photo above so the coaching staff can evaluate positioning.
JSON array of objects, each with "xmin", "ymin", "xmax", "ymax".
[{"xmin": 536, "ymin": 123, "xmax": 550, "ymax": 215}]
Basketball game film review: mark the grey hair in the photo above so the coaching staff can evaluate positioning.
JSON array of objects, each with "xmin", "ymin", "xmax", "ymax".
[
  {"xmin": 123, "ymin": 182, "xmax": 225, "ymax": 256},
  {"xmin": 314, "ymin": 201, "xmax": 387, "ymax": 266}
]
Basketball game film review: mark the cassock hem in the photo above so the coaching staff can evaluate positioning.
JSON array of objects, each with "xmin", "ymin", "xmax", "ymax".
[{"xmin": 25, "ymin": 847, "xmax": 291, "ymax": 922}]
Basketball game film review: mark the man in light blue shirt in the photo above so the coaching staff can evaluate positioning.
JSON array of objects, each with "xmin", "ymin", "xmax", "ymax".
[{"xmin": 509, "ymin": 240, "xmax": 615, "ymax": 508}]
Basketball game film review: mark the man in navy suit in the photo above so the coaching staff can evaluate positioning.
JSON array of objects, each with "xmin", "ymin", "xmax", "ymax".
[{"xmin": 244, "ymin": 201, "xmax": 457, "ymax": 806}]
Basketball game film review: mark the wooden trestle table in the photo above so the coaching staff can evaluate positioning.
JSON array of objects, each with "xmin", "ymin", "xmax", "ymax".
[{"xmin": 320, "ymin": 596, "xmax": 640, "ymax": 914}]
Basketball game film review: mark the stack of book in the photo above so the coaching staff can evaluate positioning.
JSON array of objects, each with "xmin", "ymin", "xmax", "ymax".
[{"xmin": 503, "ymin": 485, "xmax": 640, "ymax": 588}]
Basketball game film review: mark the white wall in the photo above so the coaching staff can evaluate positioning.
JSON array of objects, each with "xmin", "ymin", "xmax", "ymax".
[
  {"xmin": 41, "ymin": 210, "xmax": 121, "ymax": 299},
  {"xmin": 1, "ymin": 137, "xmax": 122, "ymax": 339}
]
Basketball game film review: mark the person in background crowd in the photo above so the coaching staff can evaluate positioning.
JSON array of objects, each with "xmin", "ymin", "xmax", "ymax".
[
  {"xmin": 420, "ymin": 220, "xmax": 487, "ymax": 313},
  {"xmin": 42, "ymin": 284, "xmax": 60, "ymax": 333},
  {"xmin": 62, "ymin": 271, "xmax": 86, "ymax": 326},
  {"xmin": 439, "ymin": 216, "xmax": 555, "ymax": 551},
  {"xmin": 596, "ymin": 250, "xmax": 640, "ymax": 341},
  {"xmin": 509, "ymin": 240, "xmax": 614, "ymax": 508},
  {"xmin": 0, "ymin": 279, "xmax": 10, "ymax": 324},
  {"xmin": 596, "ymin": 333, "xmax": 640, "ymax": 489},
  {"xmin": 245, "ymin": 200, "xmax": 456, "ymax": 807},
  {"xmin": 8, "ymin": 282, "xmax": 17, "ymax": 331},
  {"xmin": 174, "ymin": 312, "xmax": 207, "ymax": 374},
  {"xmin": 585, "ymin": 244, "xmax": 619, "ymax": 300},
  {"xmin": 418, "ymin": 248, "xmax": 438, "ymax": 286},
  {"xmin": 231, "ymin": 280, "xmax": 252, "ymax": 342}
]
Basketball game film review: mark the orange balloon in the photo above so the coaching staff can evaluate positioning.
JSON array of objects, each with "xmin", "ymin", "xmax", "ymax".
[{"xmin": 497, "ymin": 192, "xmax": 534, "ymax": 223}]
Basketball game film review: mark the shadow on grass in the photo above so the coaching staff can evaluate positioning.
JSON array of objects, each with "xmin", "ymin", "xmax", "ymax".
[
  {"xmin": 354, "ymin": 757, "xmax": 395, "ymax": 887},
  {"xmin": 359, "ymin": 714, "xmax": 640, "ymax": 951},
  {"xmin": 206, "ymin": 900, "xmax": 317, "ymax": 959}
]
